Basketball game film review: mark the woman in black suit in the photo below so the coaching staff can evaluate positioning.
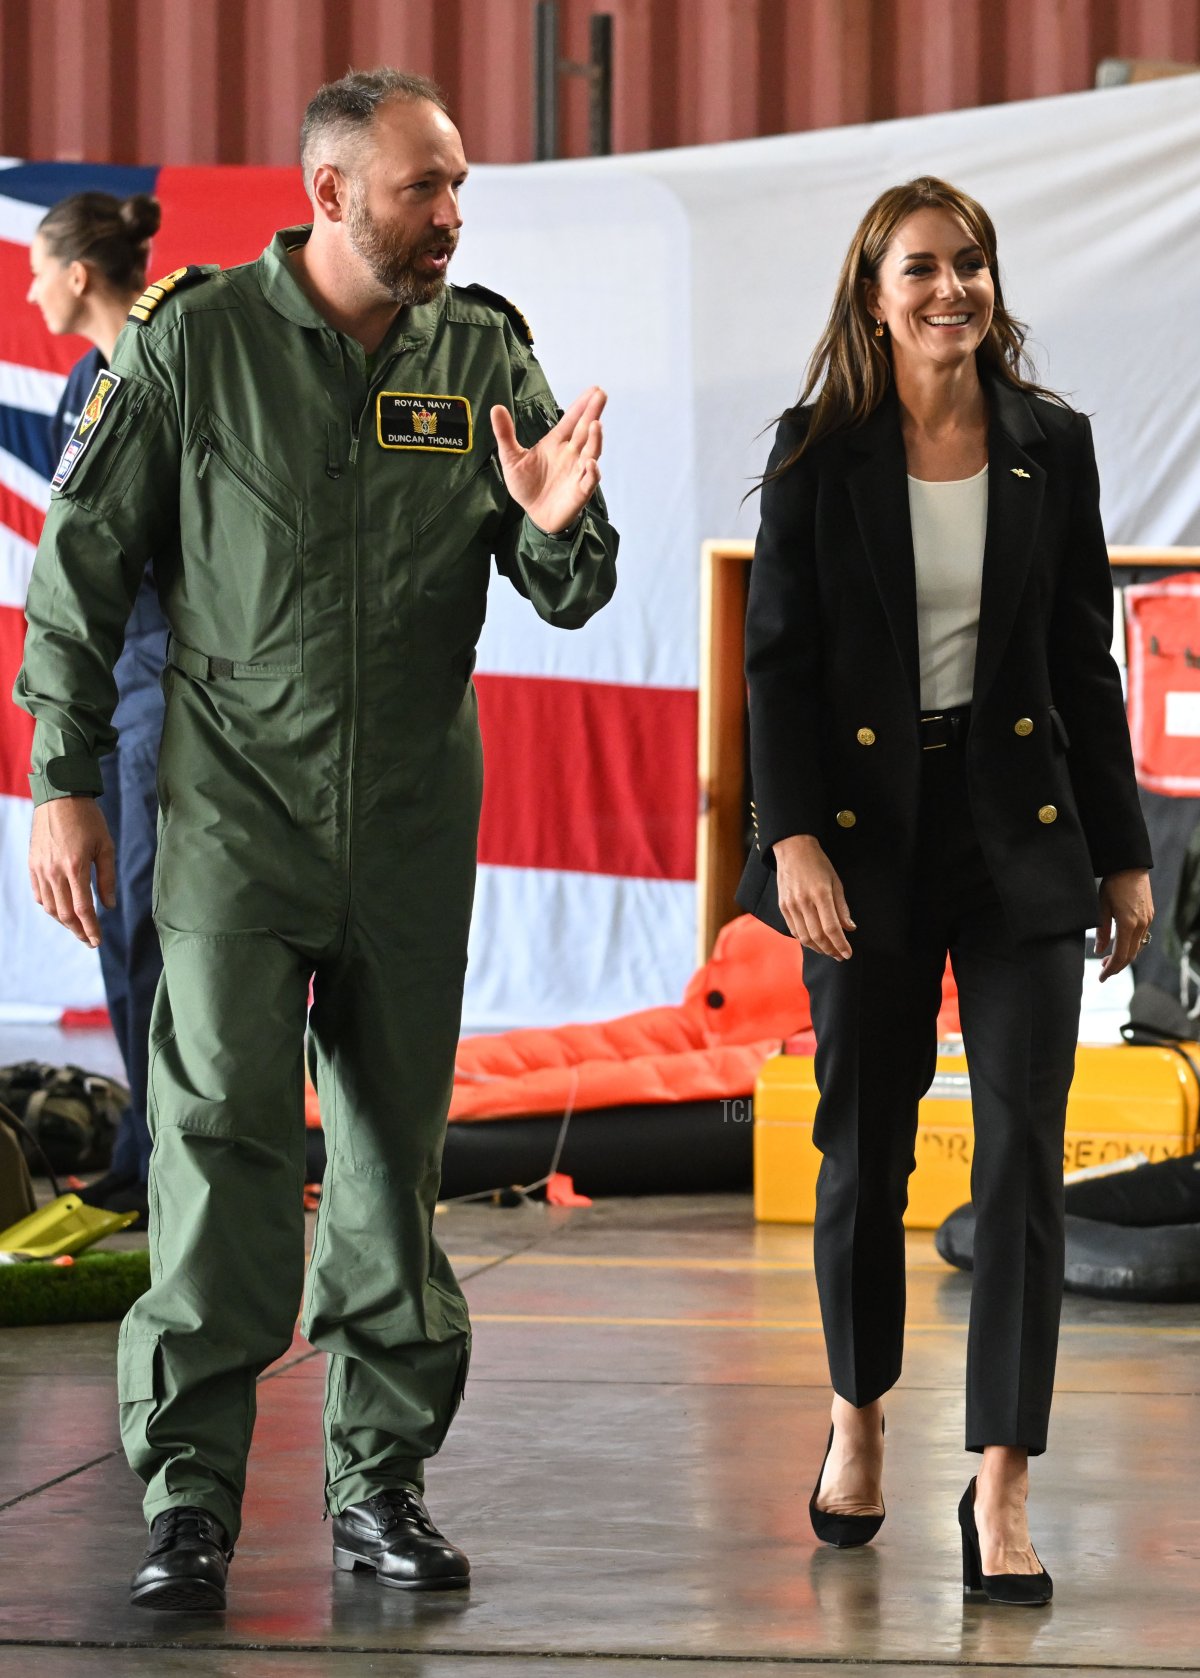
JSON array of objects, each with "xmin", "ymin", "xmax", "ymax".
[{"xmin": 737, "ymin": 177, "xmax": 1152, "ymax": 1604}]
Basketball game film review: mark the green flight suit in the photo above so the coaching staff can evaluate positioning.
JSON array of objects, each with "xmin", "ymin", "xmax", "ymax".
[{"xmin": 15, "ymin": 227, "xmax": 618, "ymax": 1543}]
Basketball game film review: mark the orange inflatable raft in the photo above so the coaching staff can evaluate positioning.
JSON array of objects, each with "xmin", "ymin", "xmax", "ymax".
[
  {"xmin": 449, "ymin": 911, "xmax": 815, "ymax": 1123},
  {"xmin": 305, "ymin": 915, "xmax": 959, "ymax": 1196}
]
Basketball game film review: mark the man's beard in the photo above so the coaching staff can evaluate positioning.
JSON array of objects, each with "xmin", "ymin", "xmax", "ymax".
[{"xmin": 345, "ymin": 190, "xmax": 457, "ymax": 305}]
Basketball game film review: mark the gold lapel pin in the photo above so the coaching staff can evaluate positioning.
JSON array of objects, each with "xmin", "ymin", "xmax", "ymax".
[{"xmin": 1011, "ymin": 467, "xmax": 1030, "ymax": 478}]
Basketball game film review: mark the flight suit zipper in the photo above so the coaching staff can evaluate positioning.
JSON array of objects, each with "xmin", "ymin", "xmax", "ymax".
[
  {"xmin": 82, "ymin": 387, "xmax": 148, "ymax": 500},
  {"xmin": 196, "ymin": 433, "xmax": 267, "ymax": 502},
  {"xmin": 340, "ymin": 346, "xmax": 363, "ymax": 944},
  {"xmin": 348, "ymin": 421, "xmax": 359, "ymax": 897},
  {"xmin": 121, "ymin": 389, "xmax": 148, "ymax": 432},
  {"xmin": 341, "ymin": 337, "xmax": 401, "ymax": 938}
]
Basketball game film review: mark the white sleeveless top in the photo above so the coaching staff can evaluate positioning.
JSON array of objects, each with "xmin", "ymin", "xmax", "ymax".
[{"xmin": 907, "ymin": 464, "xmax": 989, "ymax": 710}]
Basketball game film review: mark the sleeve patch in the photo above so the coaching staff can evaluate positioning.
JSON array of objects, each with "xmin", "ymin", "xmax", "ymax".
[
  {"xmin": 128, "ymin": 263, "xmax": 214, "ymax": 324},
  {"xmin": 50, "ymin": 369, "xmax": 122, "ymax": 491},
  {"xmin": 457, "ymin": 282, "xmax": 535, "ymax": 346}
]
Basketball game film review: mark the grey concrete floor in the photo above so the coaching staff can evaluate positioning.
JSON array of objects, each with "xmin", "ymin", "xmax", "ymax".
[
  {"xmin": 0, "ymin": 1153, "xmax": 1198, "ymax": 1672},
  {"xmin": 0, "ymin": 1021, "xmax": 127, "ymax": 1083}
]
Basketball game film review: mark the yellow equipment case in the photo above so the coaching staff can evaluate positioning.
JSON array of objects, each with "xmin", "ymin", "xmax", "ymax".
[{"xmin": 754, "ymin": 1040, "xmax": 1200, "ymax": 1229}]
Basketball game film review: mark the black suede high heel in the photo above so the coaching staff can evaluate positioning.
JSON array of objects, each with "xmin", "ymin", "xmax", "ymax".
[
  {"xmin": 958, "ymin": 1477, "xmax": 1052, "ymax": 1606},
  {"xmin": 809, "ymin": 1421, "xmax": 885, "ymax": 1548}
]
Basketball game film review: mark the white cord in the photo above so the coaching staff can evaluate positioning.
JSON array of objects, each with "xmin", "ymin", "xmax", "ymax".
[{"xmin": 438, "ymin": 1065, "xmax": 582, "ymax": 1207}]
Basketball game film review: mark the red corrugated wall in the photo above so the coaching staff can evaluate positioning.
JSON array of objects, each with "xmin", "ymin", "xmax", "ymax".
[{"xmin": 0, "ymin": 0, "xmax": 1197, "ymax": 167}]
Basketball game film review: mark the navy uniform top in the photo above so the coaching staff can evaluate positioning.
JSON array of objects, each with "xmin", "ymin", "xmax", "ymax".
[{"xmin": 50, "ymin": 347, "xmax": 168, "ymax": 736}]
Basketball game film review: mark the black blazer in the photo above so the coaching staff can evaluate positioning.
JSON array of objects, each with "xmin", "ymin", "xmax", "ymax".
[{"xmin": 736, "ymin": 377, "xmax": 1152, "ymax": 950}]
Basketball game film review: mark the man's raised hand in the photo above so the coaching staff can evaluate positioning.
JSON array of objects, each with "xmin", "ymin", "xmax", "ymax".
[{"xmin": 490, "ymin": 386, "xmax": 606, "ymax": 536}]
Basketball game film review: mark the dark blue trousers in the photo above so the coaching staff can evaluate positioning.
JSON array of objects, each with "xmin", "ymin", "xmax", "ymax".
[{"xmin": 96, "ymin": 724, "xmax": 164, "ymax": 1184}]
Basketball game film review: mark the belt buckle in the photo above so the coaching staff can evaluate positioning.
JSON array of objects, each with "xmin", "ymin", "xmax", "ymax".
[{"xmin": 921, "ymin": 712, "xmax": 947, "ymax": 752}]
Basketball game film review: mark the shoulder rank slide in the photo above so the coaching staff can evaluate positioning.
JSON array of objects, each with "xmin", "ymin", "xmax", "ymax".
[
  {"xmin": 128, "ymin": 264, "xmax": 214, "ymax": 325},
  {"xmin": 458, "ymin": 282, "xmax": 534, "ymax": 346}
]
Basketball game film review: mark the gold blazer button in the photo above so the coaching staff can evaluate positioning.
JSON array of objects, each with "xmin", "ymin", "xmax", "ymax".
[
  {"xmin": 1014, "ymin": 717, "xmax": 1034, "ymax": 737},
  {"xmin": 836, "ymin": 809, "xmax": 857, "ymax": 828},
  {"xmin": 1038, "ymin": 804, "xmax": 1058, "ymax": 824},
  {"xmin": 856, "ymin": 727, "xmax": 876, "ymax": 746}
]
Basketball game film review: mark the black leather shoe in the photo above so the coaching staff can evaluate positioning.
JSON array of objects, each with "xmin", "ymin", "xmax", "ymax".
[
  {"xmin": 332, "ymin": 1489, "xmax": 470, "ymax": 1590},
  {"xmin": 129, "ymin": 1507, "xmax": 233, "ymax": 1610}
]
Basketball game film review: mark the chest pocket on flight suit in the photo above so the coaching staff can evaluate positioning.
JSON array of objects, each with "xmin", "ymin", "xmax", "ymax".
[
  {"xmin": 181, "ymin": 409, "xmax": 304, "ymax": 674},
  {"xmin": 410, "ymin": 448, "xmax": 508, "ymax": 653}
]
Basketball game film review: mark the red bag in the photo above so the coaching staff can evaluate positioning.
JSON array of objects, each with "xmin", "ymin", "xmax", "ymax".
[{"xmin": 1125, "ymin": 573, "xmax": 1200, "ymax": 796}]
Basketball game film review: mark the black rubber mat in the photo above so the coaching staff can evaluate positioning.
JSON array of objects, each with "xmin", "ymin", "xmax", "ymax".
[{"xmin": 305, "ymin": 1100, "xmax": 754, "ymax": 1199}]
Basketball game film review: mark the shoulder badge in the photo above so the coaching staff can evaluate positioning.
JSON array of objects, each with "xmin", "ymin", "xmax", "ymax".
[
  {"xmin": 50, "ymin": 368, "xmax": 123, "ymax": 491},
  {"xmin": 128, "ymin": 264, "xmax": 216, "ymax": 325},
  {"xmin": 457, "ymin": 282, "xmax": 534, "ymax": 346}
]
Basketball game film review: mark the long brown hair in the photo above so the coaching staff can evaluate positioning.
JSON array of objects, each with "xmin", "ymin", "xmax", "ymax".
[
  {"xmin": 767, "ymin": 176, "xmax": 1061, "ymax": 480},
  {"xmin": 37, "ymin": 191, "xmax": 161, "ymax": 294}
]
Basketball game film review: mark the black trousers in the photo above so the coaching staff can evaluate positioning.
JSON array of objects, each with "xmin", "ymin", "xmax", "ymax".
[{"xmin": 802, "ymin": 735, "xmax": 1085, "ymax": 1453}]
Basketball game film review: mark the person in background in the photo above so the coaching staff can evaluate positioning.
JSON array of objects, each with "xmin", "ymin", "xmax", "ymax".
[
  {"xmin": 26, "ymin": 191, "xmax": 168, "ymax": 1229},
  {"xmin": 737, "ymin": 176, "xmax": 1152, "ymax": 1605}
]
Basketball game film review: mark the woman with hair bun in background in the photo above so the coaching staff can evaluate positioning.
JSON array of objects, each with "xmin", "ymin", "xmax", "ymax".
[{"xmin": 26, "ymin": 191, "xmax": 168, "ymax": 1229}]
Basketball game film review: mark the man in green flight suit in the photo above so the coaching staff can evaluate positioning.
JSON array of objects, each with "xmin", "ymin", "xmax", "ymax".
[{"xmin": 15, "ymin": 68, "xmax": 618, "ymax": 1611}]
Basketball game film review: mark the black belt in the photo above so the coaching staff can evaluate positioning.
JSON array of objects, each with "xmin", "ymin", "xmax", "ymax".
[{"xmin": 919, "ymin": 705, "xmax": 971, "ymax": 750}]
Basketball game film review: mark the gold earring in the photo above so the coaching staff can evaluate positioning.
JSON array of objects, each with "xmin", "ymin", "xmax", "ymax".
[{"xmin": 874, "ymin": 319, "xmax": 886, "ymax": 339}]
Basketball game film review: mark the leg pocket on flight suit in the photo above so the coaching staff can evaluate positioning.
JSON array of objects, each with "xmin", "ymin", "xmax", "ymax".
[
  {"xmin": 427, "ymin": 1276, "xmax": 472, "ymax": 1449},
  {"xmin": 440, "ymin": 1340, "xmax": 471, "ymax": 1449},
  {"xmin": 117, "ymin": 1329, "xmax": 162, "ymax": 1464},
  {"xmin": 118, "ymin": 1331, "xmax": 159, "ymax": 1403},
  {"xmin": 145, "ymin": 1022, "xmax": 176, "ymax": 1138},
  {"xmin": 141, "ymin": 933, "xmax": 308, "ymax": 1150}
]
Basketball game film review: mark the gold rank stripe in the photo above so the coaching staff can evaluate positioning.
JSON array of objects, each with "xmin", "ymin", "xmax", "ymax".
[{"xmin": 128, "ymin": 264, "xmax": 210, "ymax": 324}]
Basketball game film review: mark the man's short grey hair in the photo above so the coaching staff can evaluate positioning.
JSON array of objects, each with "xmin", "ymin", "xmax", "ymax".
[{"xmin": 300, "ymin": 67, "xmax": 449, "ymax": 193}]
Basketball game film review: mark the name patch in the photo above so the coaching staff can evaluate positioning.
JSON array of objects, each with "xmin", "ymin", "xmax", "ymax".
[
  {"xmin": 51, "ymin": 369, "xmax": 123, "ymax": 490},
  {"xmin": 377, "ymin": 392, "xmax": 472, "ymax": 454}
]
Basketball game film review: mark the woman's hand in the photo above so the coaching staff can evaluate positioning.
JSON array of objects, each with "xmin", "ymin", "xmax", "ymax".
[
  {"xmin": 773, "ymin": 834, "xmax": 856, "ymax": 960},
  {"xmin": 1095, "ymin": 868, "xmax": 1153, "ymax": 982}
]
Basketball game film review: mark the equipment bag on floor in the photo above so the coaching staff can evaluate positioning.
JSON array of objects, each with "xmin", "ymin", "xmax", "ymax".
[
  {"xmin": 0, "ymin": 1064, "xmax": 128, "ymax": 1175},
  {"xmin": 0, "ymin": 1105, "xmax": 36, "ymax": 1230}
]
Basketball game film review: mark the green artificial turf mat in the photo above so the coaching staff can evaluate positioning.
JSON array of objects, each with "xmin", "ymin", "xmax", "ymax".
[{"xmin": 0, "ymin": 1248, "xmax": 150, "ymax": 1326}]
